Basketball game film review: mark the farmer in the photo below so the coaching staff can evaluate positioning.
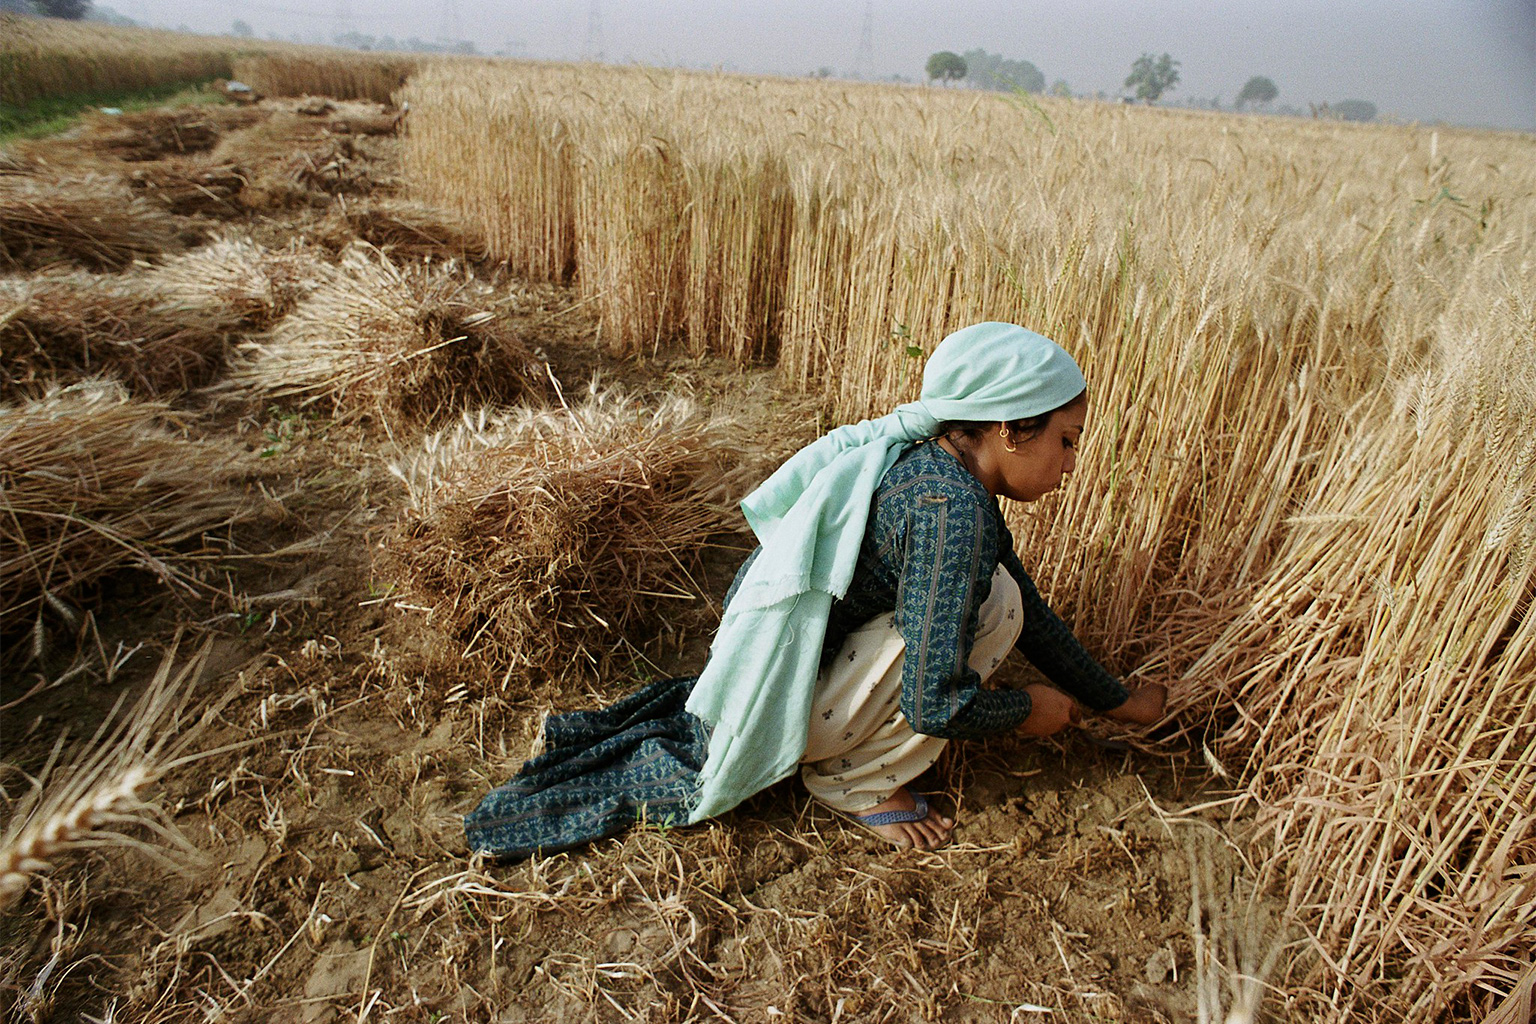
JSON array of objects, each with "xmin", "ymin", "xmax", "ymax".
[{"xmin": 466, "ymin": 321, "xmax": 1166, "ymax": 856}]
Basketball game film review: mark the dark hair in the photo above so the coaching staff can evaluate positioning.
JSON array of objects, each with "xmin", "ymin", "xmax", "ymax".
[{"xmin": 935, "ymin": 389, "xmax": 1086, "ymax": 448}]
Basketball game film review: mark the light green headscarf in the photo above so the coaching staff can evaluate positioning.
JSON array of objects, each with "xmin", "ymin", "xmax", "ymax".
[{"xmin": 684, "ymin": 322, "xmax": 1087, "ymax": 822}]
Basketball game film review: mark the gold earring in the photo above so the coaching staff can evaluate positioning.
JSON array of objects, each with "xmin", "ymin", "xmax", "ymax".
[{"xmin": 998, "ymin": 424, "xmax": 1018, "ymax": 453}]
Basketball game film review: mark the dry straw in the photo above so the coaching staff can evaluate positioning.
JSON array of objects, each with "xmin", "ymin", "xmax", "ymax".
[
  {"xmin": 205, "ymin": 109, "xmax": 379, "ymax": 212},
  {"xmin": 126, "ymin": 161, "xmax": 249, "ymax": 218},
  {"xmin": 76, "ymin": 105, "xmax": 267, "ymax": 163},
  {"xmin": 383, "ymin": 389, "xmax": 745, "ymax": 689},
  {"xmin": 315, "ymin": 196, "xmax": 491, "ymax": 264},
  {"xmin": 0, "ymin": 173, "xmax": 190, "ymax": 272},
  {"xmin": 147, "ymin": 234, "xmax": 333, "ymax": 330},
  {"xmin": 400, "ymin": 62, "xmax": 1536, "ymax": 1020},
  {"xmin": 230, "ymin": 246, "xmax": 544, "ymax": 427},
  {"xmin": 0, "ymin": 638, "xmax": 228, "ymax": 910},
  {"xmin": 0, "ymin": 381, "xmax": 259, "ymax": 652},
  {"xmin": 0, "ymin": 271, "xmax": 245, "ymax": 399}
]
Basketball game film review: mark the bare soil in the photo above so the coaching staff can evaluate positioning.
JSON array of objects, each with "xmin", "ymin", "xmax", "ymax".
[{"xmin": 0, "ymin": 95, "xmax": 1276, "ymax": 1024}]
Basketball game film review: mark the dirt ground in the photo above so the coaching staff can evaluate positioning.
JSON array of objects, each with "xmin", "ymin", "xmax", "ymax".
[{"xmin": 0, "ymin": 92, "xmax": 1283, "ymax": 1024}]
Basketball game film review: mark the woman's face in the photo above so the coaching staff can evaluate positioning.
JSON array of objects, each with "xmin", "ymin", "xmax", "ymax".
[{"xmin": 976, "ymin": 404, "xmax": 1086, "ymax": 503}]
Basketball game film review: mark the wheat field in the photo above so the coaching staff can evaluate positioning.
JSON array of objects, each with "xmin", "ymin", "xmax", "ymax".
[
  {"xmin": 0, "ymin": 14, "xmax": 253, "ymax": 107},
  {"xmin": 0, "ymin": 14, "xmax": 412, "ymax": 113},
  {"xmin": 2, "ymin": 30, "xmax": 1532, "ymax": 1019},
  {"xmin": 402, "ymin": 62, "xmax": 1536, "ymax": 1021}
]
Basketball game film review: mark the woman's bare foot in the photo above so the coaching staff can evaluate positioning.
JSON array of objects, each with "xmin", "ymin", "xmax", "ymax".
[{"xmin": 850, "ymin": 788, "xmax": 954, "ymax": 850}]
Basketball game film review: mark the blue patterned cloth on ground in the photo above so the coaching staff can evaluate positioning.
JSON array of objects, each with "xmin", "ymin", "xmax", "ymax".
[{"xmin": 463, "ymin": 675, "xmax": 710, "ymax": 859}]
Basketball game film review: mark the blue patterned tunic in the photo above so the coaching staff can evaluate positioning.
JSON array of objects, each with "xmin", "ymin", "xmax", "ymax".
[{"xmin": 464, "ymin": 442, "xmax": 1129, "ymax": 859}]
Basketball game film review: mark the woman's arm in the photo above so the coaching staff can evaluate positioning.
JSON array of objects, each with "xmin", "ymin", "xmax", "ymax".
[
  {"xmin": 995, "ymin": 542, "xmax": 1132, "ymax": 713},
  {"xmin": 893, "ymin": 487, "xmax": 1034, "ymax": 739}
]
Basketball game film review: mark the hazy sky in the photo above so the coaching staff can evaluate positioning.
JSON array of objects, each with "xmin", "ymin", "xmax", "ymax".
[{"xmin": 109, "ymin": 0, "xmax": 1536, "ymax": 131}]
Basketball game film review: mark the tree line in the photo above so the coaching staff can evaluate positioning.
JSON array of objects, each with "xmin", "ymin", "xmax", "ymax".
[{"xmin": 924, "ymin": 49, "xmax": 1376, "ymax": 121}]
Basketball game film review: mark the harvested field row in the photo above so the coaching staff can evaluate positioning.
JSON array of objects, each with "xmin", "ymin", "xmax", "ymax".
[{"xmin": 0, "ymin": 99, "xmax": 405, "ymax": 276}]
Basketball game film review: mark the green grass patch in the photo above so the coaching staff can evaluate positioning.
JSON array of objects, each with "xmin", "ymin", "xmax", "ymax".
[{"xmin": 0, "ymin": 79, "xmax": 227, "ymax": 142}]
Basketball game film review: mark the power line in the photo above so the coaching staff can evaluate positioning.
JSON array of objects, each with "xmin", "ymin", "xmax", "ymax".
[
  {"xmin": 853, "ymin": 0, "xmax": 873, "ymax": 79},
  {"xmin": 583, "ymin": 0, "xmax": 603, "ymax": 61}
]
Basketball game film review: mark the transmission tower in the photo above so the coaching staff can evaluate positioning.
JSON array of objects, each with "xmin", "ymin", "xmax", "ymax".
[
  {"xmin": 853, "ymin": 0, "xmax": 873, "ymax": 80},
  {"xmin": 442, "ymin": 0, "xmax": 462, "ymax": 43},
  {"xmin": 583, "ymin": 0, "xmax": 604, "ymax": 61}
]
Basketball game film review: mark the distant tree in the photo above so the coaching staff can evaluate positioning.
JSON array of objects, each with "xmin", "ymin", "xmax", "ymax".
[
  {"xmin": 925, "ymin": 51, "xmax": 967, "ymax": 85},
  {"xmin": 1049, "ymin": 79, "xmax": 1071, "ymax": 98},
  {"xmin": 961, "ymin": 49, "xmax": 1043, "ymax": 93},
  {"xmin": 1235, "ymin": 75, "xmax": 1278, "ymax": 109},
  {"xmin": 86, "ymin": 3, "xmax": 136, "ymax": 24},
  {"xmin": 813, "ymin": 66, "xmax": 833, "ymax": 79},
  {"xmin": 33, "ymin": 0, "xmax": 91, "ymax": 17},
  {"xmin": 1124, "ymin": 52, "xmax": 1180, "ymax": 102},
  {"xmin": 1332, "ymin": 98, "xmax": 1377, "ymax": 122},
  {"xmin": 231, "ymin": 18, "xmax": 253, "ymax": 37}
]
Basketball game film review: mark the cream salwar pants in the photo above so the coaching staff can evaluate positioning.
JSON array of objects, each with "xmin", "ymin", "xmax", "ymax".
[{"xmin": 800, "ymin": 565, "xmax": 1025, "ymax": 813}]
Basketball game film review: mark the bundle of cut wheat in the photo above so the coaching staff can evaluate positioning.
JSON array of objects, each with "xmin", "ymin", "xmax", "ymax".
[
  {"xmin": 382, "ymin": 390, "xmax": 746, "ymax": 689},
  {"xmin": 78, "ymin": 106, "xmax": 268, "ymax": 163},
  {"xmin": 147, "ymin": 235, "xmax": 332, "ymax": 330},
  {"xmin": 242, "ymin": 137, "xmax": 371, "ymax": 210},
  {"xmin": 0, "ymin": 382, "xmax": 258, "ymax": 652},
  {"xmin": 0, "ymin": 273, "xmax": 244, "ymax": 399},
  {"xmin": 231, "ymin": 246, "xmax": 543, "ymax": 426},
  {"xmin": 210, "ymin": 110, "xmax": 330, "ymax": 167},
  {"xmin": 126, "ymin": 161, "xmax": 248, "ymax": 217},
  {"xmin": 280, "ymin": 136, "xmax": 373, "ymax": 197},
  {"xmin": 0, "ymin": 173, "xmax": 189, "ymax": 272},
  {"xmin": 206, "ymin": 111, "xmax": 365, "ymax": 211},
  {"xmin": 315, "ymin": 197, "xmax": 490, "ymax": 264}
]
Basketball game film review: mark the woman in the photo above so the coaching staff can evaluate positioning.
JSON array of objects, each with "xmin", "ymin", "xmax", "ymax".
[{"xmin": 466, "ymin": 322, "xmax": 1166, "ymax": 857}]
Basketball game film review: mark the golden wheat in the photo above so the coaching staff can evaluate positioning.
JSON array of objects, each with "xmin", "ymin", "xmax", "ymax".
[
  {"xmin": 230, "ymin": 52, "xmax": 418, "ymax": 105},
  {"xmin": 400, "ymin": 62, "xmax": 1536, "ymax": 1022},
  {"xmin": 229, "ymin": 245, "xmax": 544, "ymax": 426},
  {"xmin": 382, "ymin": 389, "xmax": 749, "ymax": 692},
  {"xmin": 0, "ymin": 14, "xmax": 251, "ymax": 107}
]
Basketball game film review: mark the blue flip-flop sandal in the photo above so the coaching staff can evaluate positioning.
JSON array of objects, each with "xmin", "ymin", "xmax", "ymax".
[{"xmin": 847, "ymin": 793, "xmax": 943, "ymax": 846}]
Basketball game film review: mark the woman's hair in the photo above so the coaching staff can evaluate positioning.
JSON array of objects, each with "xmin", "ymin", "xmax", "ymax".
[{"xmin": 936, "ymin": 389, "xmax": 1087, "ymax": 448}]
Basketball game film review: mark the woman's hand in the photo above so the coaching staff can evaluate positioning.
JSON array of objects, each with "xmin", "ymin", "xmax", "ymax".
[
  {"xmin": 1019, "ymin": 684, "xmax": 1079, "ymax": 736},
  {"xmin": 1104, "ymin": 683, "xmax": 1167, "ymax": 726}
]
